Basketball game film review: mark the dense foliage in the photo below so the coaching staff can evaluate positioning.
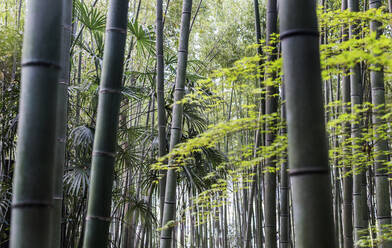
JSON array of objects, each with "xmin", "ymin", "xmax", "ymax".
[{"xmin": 1, "ymin": 0, "xmax": 392, "ymax": 247}]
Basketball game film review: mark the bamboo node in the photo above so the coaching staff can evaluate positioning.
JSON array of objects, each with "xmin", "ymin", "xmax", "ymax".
[
  {"xmin": 106, "ymin": 27, "xmax": 127, "ymax": 34},
  {"xmin": 86, "ymin": 215, "xmax": 111, "ymax": 222},
  {"xmin": 12, "ymin": 201, "xmax": 53, "ymax": 209},
  {"xmin": 280, "ymin": 28, "xmax": 319, "ymax": 41},
  {"xmin": 22, "ymin": 59, "xmax": 61, "ymax": 70},
  {"xmin": 99, "ymin": 87, "xmax": 122, "ymax": 94},
  {"xmin": 93, "ymin": 150, "xmax": 116, "ymax": 158},
  {"xmin": 289, "ymin": 167, "xmax": 328, "ymax": 176}
]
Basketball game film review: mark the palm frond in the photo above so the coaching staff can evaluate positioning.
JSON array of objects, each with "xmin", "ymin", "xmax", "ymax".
[
  {"xmin": 64, "ymin": 165, "xmax": 90, "ymax": 196},
  {"xmin": 128, "ymin": 20, "xmax": 156, "ymax": 57},
  {"xmin": 74, "ymin": 0, "xmax": 106, "ymax": 32}
]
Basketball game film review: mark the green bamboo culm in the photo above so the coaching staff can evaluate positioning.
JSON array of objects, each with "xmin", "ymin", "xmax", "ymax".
[
  {"xmin": 348, "ymin": 0, "xmax": 369, "ymax": 245},
  {"xmin": 52, "ymin": 0, "xmax": 72, "ymax": 246},
  {"xmin": 9, "ymin": 0, "xmax": 63, "ymax": 247},
  {"xmin": 264, "ymin": 0, "xmax": 278, "ymax": 247},
  {"xmin": 82, "ymin": 0, "xmax": 129, "ymax": 247},
  {"xmin": 159, "ymin": 0, "xmax": 193, "ymax": 247},
  {"xmin": 279, "ymin": 0, "xmax": 336, "ymax": 247},
  {"xmin": 279, "ymin": 81, "xmax": 290, "ymax": 248},
  {"xmin": 243, "ymin": 2, "xmax": 264, "ymax": 247},
  {"xmin": 340, "ymin": 1, "xmax": 354, "ymax": 248},
  {"xmin": 369, "ymin": 0, "xmax": 392, "ymax": 247},
  {"xmin": 156, "ymin": 0, "xmax": 169, "ymax": 225}
]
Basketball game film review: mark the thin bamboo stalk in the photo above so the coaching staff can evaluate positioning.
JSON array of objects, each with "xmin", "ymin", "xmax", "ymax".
[
  {"xmin": 52, "ymin": 0, "xmax": 72, "ymax": 246},
  {"xmin": 159, "ymin": 0, "xmax": 193, "ymax": 247},
  {"xmin": 369, "ymin": 0, "xmax": 392, "ymax": 246}
]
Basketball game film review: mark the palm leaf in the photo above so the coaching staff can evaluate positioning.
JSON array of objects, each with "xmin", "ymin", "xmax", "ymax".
[
  {"xmin": 128, "ymin": 20, "xmax": 156, "ymax": 57},
  {"xmin": 74, "ymin": 0, "xmax": 106, "ymax": 32}
]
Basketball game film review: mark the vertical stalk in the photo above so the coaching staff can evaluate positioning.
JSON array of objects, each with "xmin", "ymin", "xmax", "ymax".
[
  {"xmin": 9, "ymin": 0, "xmax": 63, "ymax": 247},
  {"xmin": 264, "ymin": 0, "xmax": 278, "ymax": 247},
  {"xmin": 341, "ymin": 1, "xmax": 354, "ymax": 248},
  {"xmin": 279, "ymin": 82, "xmax": 290, "ymax": 248},
  {"xmin": 369, "ymin": 0, "xmax": 392, "ymax": 247},
  {"xmin": 52, "ymin": 0, "xmax": 72, "ymax": 246},
  {"xmin": 82, "ymin": 0, "xmax": 129, "ymax": 246},
  {"xmin": 279, "ymin": 0, "xmax": 336, "ymax": 247},
  {"xmin": 156, "ymin": 0, "xmax": 169, "ymax": 225},
  {"xmin": 159, "ymin": 0, "xmax": 193, "ymax": 247},
  {"xmin": 348, "ymin": 0, "xmax": 369, "ymax": 245}
]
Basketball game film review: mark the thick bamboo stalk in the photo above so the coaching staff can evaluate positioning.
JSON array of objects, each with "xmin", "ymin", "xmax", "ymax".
[
  {"xmin": 9, "ymin": 0, "xmax": 63, "ymax": 246},
  {"xmin": 279, "ymin": 0, "xmax": 336, "ymax": 247},
  {"xmin": 52, "ymin": 0, "xmax": 72, "ymax": 246},
  {"xmin": 82, "ymin": 0, "xmax": 129, "ymax": 246},
  {"xmin": 159, "ymin": 0, "xmax": 193, "ymax": 247},
  {"xmin": 369, "ymin": 0, "xmax": 392, "ymax": 247}
]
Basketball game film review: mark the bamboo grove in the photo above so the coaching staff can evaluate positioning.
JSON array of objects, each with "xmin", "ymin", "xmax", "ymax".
[{"xmin": 1, "ymin": 0, "xmax": 392, "ymax": 247}]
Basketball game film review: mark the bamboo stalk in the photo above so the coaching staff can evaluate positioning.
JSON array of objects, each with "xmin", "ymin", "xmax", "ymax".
[
  {"xmin": 159, "ymin": 0, "xmax": 193, "ymax": 247},
  {"xmin": 279, "ymin": 0, "xmax": 336, "ymax": 247},
  {"xmin": 82, "ymin": 0, "xmax": 129, "ymax": 246},
  {"xmin": 52, "ymin": 0, "xmax": 72, "ymax": 246},
  {"xmin": 10, "ymin": 0, "xmax": 63, "ymax": 246},
  {"xmin": 369, "ymin": 0, "xmax": 392, "ymax": 246}
]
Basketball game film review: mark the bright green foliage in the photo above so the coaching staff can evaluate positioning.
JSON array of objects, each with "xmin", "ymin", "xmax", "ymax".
[{"xmin": 150, "ymin": 10, "xmax": 392, "ymax": 240}]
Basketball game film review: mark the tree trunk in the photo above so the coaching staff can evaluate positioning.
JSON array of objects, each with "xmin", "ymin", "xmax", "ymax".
[
  {"xmin": 348, "ymin": 0, "xmax": 369, "ymax": 245},
  {"xmin": 52, "ymin": 0, "xmax": 72, "ymax": 246},
  {"xmin": 159, "ymin": 0, "xmax": 193, "ymax": 247},
  {"xmin": 264, "ymin": 0, "xmax": 278, "ymax": 247},
  {"xmin": 279, "ymin": 82, "xmax": 290, "ymax": 248},
  {"xmin": 9, "ymin": 0, "xmax": 63, "ymax": 246},
  {"xmin": 340, "ymin": 2, "xmax": 354, "ymax": 248},
  {"xmin": 369, "ymin": 0, "xmax": 392, "ymax": 246},
  {"xmin": 82, "ymin": 0, "xmax": 129, "ymax": 246},
  {"xmin": 156, "ymin": 0, "xmax": 169, "ymax": 225},
  {"xmin": 279, "ymin": 0, "xmax": 337, "ymax": 247}
]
